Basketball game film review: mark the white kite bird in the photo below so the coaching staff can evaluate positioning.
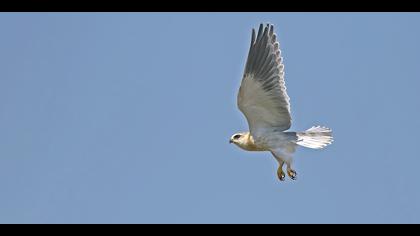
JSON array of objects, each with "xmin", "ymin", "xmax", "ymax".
[{"xmin": 229, "ymin": 23, "xmax": 333, "ymax": 181}]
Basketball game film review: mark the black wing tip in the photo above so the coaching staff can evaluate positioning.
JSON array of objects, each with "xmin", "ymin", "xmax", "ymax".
[
  {"xmin": 251, "ymin": 28, "xmax": 256, "ymax": 43},
  {"xmin": 254, "ymin": 23, "xmax": 275, "ymax": 39},
  {"xmin": 263, "ymin": 24, "xmax": 269, "ymax": 36},
  {"xmin": 256, "ymin": 23, "xmax": 264, "ymax": 40}
]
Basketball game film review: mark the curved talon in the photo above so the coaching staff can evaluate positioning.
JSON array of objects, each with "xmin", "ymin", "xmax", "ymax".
[
  {"xmin": 277, "ymin": 168, "xmax": 286, "ymax": 181},
  {"xmin": 278, "ymin": 172, "xmax": 285, "ymax": 181},
  {"xmin": 287, "ymin": 169, "xmax": 297, "ymax": 180}
]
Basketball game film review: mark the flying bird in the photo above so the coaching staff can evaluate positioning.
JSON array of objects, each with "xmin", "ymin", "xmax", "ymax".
[{"xmin": 230, "ymin": 23, "xmax": 333, "ymax": 181}]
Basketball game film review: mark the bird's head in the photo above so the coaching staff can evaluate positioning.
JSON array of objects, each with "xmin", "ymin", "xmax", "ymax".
[{"xmin": 229, "ymin": 132, "xmax": 247, "ymax": 146}]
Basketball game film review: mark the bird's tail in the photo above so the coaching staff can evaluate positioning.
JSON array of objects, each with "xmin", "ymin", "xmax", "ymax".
[{"xmin": 296, "ymin": 126, "xmax": 333, "ymax": 149}]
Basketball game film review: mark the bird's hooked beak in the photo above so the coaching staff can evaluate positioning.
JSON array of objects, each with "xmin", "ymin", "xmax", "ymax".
[{"xmin": 229, "ymin": 139, "xmax": 233, "ymax": 144}]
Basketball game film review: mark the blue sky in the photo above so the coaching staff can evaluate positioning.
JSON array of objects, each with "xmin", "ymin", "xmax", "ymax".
[{"xmin": 1, "ymin": 13, "xmax": 420, "ymax": 223}]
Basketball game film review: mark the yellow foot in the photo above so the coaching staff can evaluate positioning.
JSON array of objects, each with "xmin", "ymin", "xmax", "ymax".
[
  {"xmin": 277, "ymin": 168, "xmax": 286, "ymax": 181},
  {"xmin": 287, "ymin": 169, "xmax": 297, "ymax": 180}
]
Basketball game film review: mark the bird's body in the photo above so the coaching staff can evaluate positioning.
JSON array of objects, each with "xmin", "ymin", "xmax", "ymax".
[
  {"xmin": 232, "ymin": 131, "xmax": 297, "ymax": 152},
  {"xmin": 230, "ymin": 23, "xmax": 333, "ymax": 181}
]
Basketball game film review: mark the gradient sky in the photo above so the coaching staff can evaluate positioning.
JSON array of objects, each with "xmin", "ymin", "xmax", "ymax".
[{"xmin": 1, "ymin": 13, "xmax": 420, "ymax": 224}]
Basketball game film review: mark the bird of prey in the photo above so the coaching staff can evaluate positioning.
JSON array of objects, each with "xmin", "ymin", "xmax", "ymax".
[{"xmin": 229, "ymin": 23, "xmax": 333, "ymax": 181}]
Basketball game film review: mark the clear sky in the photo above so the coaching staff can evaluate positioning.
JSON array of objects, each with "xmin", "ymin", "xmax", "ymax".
[{"xmin": 1, "ymin": 13, "xmax": 420, "ymax": 224}]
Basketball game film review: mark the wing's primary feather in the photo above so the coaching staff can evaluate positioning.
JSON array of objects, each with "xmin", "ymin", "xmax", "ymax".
[{"xmin": 238, "ymin": 23, "xmax": 292, "ymax": 138}]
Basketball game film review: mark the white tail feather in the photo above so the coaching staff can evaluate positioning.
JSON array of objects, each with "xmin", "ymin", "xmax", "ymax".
[{"xmin": 297, "ymin": 126, "xmax": 334, "ymax": 149}]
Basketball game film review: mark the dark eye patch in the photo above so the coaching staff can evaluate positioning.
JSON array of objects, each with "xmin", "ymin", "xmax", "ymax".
[{"xmin": 233, "ymin": 134, "xmax": 241, "ymax": 139}]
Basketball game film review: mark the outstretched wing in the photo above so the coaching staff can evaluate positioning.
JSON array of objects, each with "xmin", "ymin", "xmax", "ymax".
[{"xmin": 238, "ymin": 23, "xmax": 292, "ymax": 138}]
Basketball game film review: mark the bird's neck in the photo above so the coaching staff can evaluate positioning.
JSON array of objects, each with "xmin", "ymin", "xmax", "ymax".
[{"xmin": 238, "ymin": 132, "xmax": 265, "ymax": 151}]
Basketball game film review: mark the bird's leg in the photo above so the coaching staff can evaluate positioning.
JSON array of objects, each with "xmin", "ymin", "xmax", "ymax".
[
  {"xmin": 277, "ymin": 161, "xmax": 285, "ymax": 181},
  {"xmin": 286, "ymin": 162, "xmax": 297, "ymax": 180}
]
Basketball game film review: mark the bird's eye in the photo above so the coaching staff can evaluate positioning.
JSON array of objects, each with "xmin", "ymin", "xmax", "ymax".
[{"xmin": 233, "ymin": 134, "xmax": 241, "ymax": 140}]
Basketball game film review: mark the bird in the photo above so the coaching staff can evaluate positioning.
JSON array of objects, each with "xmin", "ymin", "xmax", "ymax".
[{"xmin": 229, "ymin": 23, "xmax": 334, "ymax": 181}]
